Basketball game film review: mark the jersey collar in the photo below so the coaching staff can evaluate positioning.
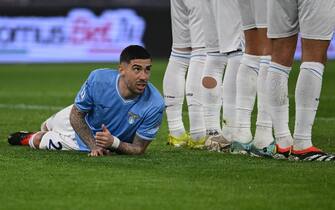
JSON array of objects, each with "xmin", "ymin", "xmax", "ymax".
[{"xmin": 116, "ymin": 74, "xmax": 140, "ymax": 103}]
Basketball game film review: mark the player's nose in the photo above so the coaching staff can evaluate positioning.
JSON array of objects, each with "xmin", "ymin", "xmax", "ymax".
[{"xmin": 138, "ymin": 70, "xmax": 149, "ymax": 80}]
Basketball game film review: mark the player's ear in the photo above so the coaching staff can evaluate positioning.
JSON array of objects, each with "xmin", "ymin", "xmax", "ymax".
[{"xmin": 118, "ymin": 62, "xmax": 126, "ymax": 75}]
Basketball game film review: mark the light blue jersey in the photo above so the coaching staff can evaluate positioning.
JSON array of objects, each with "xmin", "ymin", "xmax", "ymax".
[{"xmin": 74, "ymin": 69, "xmax": 164, "ymax": 152}]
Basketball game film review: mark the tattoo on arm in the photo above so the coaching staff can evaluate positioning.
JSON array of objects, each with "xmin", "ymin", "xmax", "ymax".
[
  {"xmin": 69, "ymin": 105, "xmax": 96, "ymax": 150},
  {"xmin": 115, "ymin": 135, "xmax": 150, "ymax": 155}
]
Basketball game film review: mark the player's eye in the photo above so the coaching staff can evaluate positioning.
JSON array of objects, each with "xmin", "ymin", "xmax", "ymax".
[
  {"xmin": 145, "ymin": 67, "xmax": 151, "ymax": 75},
  {"xmin": 132, "ymin": 66, "xmax": 142, "ymax": 72}
]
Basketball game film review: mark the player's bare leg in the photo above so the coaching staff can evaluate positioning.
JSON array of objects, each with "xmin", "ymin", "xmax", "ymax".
[
  {"xmin": 266, "ymin": 35, "xmax": 297, "ymax": 158},
  {"xmin": 291, "ymin": 38, "xmax": 335, "ymax": 161},
  {"xmin": 232, "ymin": 29, "xmax": 261, "ymax": 154},
  {"xmin": 250, "ymin": 28, "xmax": 276, "ymax": 157}
]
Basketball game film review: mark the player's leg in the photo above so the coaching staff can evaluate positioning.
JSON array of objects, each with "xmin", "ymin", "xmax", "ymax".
[
  {"xmin": 232, "ymin": 0, "xmax": 260, "ymax": 154},
  {"xmin": 266, "ymin": 0, "xmax": 299, "ymax": 158},
  {"xmin": 267, "ymin": 37, "xmax": 297, "ymax": 158},
  {"xmin": 182, "ymin": 0, "xmax": 207, "ymax": 149},
  {"xmin": 186, "ymin": 47, "xmax": 207, "ymax": 148},
  {"xmin": 233, "ymin": 50, "xmax": 259, "ymax": 152},
  {"xmin": 291, "ymin": 0, "xmax": 335, "ymax": 161},
  {"xmin": 251, "ymin": 28, "xmax": 276, "ymax": 156},
  {"xmin": 202, "ymin": 52, "xmax": 227, "ymax": 135},
  {"xmin": 222, "ymin": 52, "xmax": 242, "ymax": 142},
  {"xmin": 8, "ymin": 105, "xmax": 80, "ymax": 151},
  {"xmin": 246, "ymin": 0, "xmax": 275, "ymax": 154},
  {"xmin": 233, "ymin": 32, "xmax": 262, "ymax": 154},
  {"xmin": 163, "ymin": 48, "xmax": 191, "ymax": 147},
  {"xmin": 203, "ymin": 0, "xmax": 243, "ymax": 152},
  {"xmin": 201, "ymin": 0, "xmax": 227, "ymax": 139},
  {"xmin": 164, "ymin": 0, "xmax": 191, "ymax": 147}
]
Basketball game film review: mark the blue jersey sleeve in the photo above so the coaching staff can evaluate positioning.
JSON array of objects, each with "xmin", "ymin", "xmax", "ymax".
[
  {"xmin": 136, "ymin": 105, "xmax": 164, "ymax": 140},
  {"xmin": 74, "ymin": 71, "xmax": 96, "ymax": 112}
]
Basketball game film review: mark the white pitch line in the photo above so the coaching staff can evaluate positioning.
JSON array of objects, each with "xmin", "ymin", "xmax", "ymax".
[
  {"xmin": 315, "ymin": 117, "xmax": 335, "ymax": 122},
  {"xmin": 0, "ymin": 103, "xmax": 334, "ymax": 122},
  {"xmin": 0, "ymin": 103, "xmax": 64, "ymax": 111},
  {"xmin": 0, "ymin": 92, "xmax": 75, "ymax": 97}
]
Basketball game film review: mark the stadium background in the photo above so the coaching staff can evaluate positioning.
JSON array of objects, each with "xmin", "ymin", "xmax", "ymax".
[
  {"xmin": 0, "ymin": 0, "xmax": 172, "ymax": 62},
  {"xmin": 1, "ymin": 0, "xmax": 334, "ymax": 63},
  {"xmin": 1, "ymin": 1, "xmax": 335, "ymax": 210}
]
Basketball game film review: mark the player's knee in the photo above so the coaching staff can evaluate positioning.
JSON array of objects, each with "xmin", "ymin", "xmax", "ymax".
[
  {"xmin": 172, "ymin": 47, "xmax": 191, "ymax": 52},
  {"xmin": 39, "ymin": 132, "xmax": 55, "ymax": 150},
  {"xmin": 40, "ymin": 121, "xmax": 49, "ymax": 131},
  {"xmin": 202, "ymin": 76, "xmax": 217, "ymax": 89}
]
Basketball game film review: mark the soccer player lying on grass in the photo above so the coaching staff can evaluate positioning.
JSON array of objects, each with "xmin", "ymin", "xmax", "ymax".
[{"xmin": 8, "ymin": 45, "xmax": 164, "ymax": 156}]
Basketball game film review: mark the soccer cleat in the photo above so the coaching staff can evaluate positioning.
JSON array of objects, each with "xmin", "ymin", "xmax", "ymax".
[
  {"xmin": 272, "ymin": 144, "xmax": 291, "ymax": 159},
  {"xmin": 230, "ymin": 141, "xmax": 252, "ymax": 155},
  {"xmin": 8, "ymin": 131, "xmax": 34, "ymax": 146},
  {"xmin": 187, "ymin": 137, "xmax": 206, "ymax": 149},
  {"xmin": 204, "ymin": 134, "xmax": 231, "ymax": 152},
  {"xmin": 290, "ymin": 146, "xmax": 335, "ymax": 161},
  {"xmin": 167, "ymin": 133, "xmax": 189, "ymax": 147},
  {"xmin": 249, "ymin": 142, "xmax": 276, "ymax": 158}
]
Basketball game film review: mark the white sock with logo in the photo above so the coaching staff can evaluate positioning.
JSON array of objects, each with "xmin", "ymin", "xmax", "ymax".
[
  {"xmin": 293, "ymin": 62, "xmax": 324, "ymax": 150},
  {"xmin": 235, "ymin": 54, "xmax": 259, "ymax": 143},
  {"xmin": 222, "ymin": 53, "xmax": 242, "ymax": 142},
  {"xmin": 163, "ymin": 49, "xmax": 190, "ymax": 137},
  {"xmin": 202, "ymin": 52, "xmax": 227, "ymax": 134},
  {"xmin": 253, "ymin": 56, "xmax": 274, "ymax": 149},
  {"xmin": 266, "ymin": 62, "xmax": 293, "ymax": 148},
  {"xmin": 186, "ymin": 49, "xmax": 206, "ymax": 140}
]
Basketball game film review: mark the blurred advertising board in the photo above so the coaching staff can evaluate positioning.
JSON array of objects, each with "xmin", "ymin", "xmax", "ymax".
[{"xmin": 0, "ymin": 8, "xmax": 145, "ymax": 63}]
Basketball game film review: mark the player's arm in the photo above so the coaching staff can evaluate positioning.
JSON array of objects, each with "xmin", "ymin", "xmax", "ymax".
[
  {"xmin": 69, "ymin": 105, "xmax": 105, "ymax": 156},
  {"xmin": 115, "ymin": 135, "xmax": 150, "ymax": 155},
  {"xmin": 95, "ymin": 126, "xmax": 150, "ymax": 155}
]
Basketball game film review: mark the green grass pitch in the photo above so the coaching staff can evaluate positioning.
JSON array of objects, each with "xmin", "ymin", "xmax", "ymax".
[{"xmin": 0, "ymin": 60, "xmax": 335, "ymax": 210}]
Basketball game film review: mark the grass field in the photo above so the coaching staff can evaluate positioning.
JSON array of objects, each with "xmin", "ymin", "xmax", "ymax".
[{"xmin": 0, "ymin": 60, "xmax": 335, "ymax": 210}]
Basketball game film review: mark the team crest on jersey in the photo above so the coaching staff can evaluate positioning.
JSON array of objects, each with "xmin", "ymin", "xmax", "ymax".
[{"xmin": 128, "ymin": 112, "xmax": 140, "ymax": 124}]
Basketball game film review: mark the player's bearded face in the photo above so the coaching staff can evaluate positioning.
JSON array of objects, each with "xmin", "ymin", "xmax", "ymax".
[{"xmin": 120, "ymin": 59, "xmax": 152, "ymax": 96}]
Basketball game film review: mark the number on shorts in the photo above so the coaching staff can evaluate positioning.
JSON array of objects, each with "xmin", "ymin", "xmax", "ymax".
[{"xmin": 48, "ymin": 139, "xmax": 63, "ymax": 150}]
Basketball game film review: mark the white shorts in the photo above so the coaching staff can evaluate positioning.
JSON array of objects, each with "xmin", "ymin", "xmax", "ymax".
[
  {"xmin": 267, "ymin": 0, "xmax": 335, "ymax": 40},
  {"xmin": 39, "ymin": 105, "xmax": 80, "ymax": 151},
  {"xmin": 237, "ymin": 0, "xmax": 268, "ymax": 30},
  {"xmin": 201, "ymin": 0, "xmax": 244, "ymax": 53},
  {"xmin": 171, "ymin": 0, "xmax": 205, "ymax": 48},
  {"xmin": 201, "ymin": 0, "xmax": 219, "ymax": 52}
]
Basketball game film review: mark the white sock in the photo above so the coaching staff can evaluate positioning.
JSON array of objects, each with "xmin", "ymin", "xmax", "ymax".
[
  {"xmin": 163, "ymin": 49, "xmax": 190, "ymax": 137},
  {"xmin": 202, "ymin": 52, "xmax": 227, "ymax": 133},
  {"xmin": 267, "ymin": 62, "xmax": 293, "ymax": 148},
  {"xmin": 222, "ymin": 53, "xmax": 242, "ymax": 142},
  {"xmin": 253, "ymin": 56, "xmax": 274, "ymax": 148},
  {"xmin": 235, "ymin": 54, "xmax": 260, "ymax": 143},
  {"xmin": 186, "ymin": 48, "xmax": 206, "ymax": 140},
  {"xmin": 28, "ymin": 133, "xmax": 38, "ymax": 149},
  {"xmin": 293, "ymin": 62, "xmax": 324, "ymax": 150}
]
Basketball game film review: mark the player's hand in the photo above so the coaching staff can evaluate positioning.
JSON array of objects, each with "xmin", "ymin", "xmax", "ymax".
[
  {"xmin": 95, "ymin": 124, "xmax": 114, "ymax": 149},
  {"xmin": 88, "ymin": 147, "xmax": 107, "ymax": 157}
]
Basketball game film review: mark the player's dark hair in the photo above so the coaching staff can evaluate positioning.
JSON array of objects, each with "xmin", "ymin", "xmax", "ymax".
[{"xmin": 120, "ymin": 45, "xmax": 151, "ymax": 63}]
